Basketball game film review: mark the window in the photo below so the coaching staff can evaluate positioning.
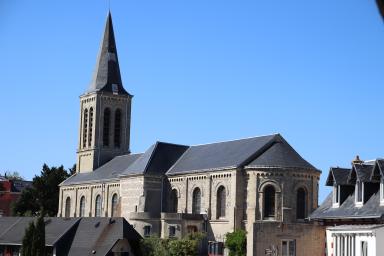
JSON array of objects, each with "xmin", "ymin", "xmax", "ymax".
[
  {"xmin": 192, "ymin": 187, "xmax": 201, "ymax": 214},
  {"xmin": 114, "ymin": 109, "xmax": 122, "ymax": 148},
  {"xmin": 88, "ymin": 107, "xmax": 94, "ymax": 147},
  {"xmin": 281, "ymin": 240, "xmax": 296, "ymax": 256},
  {"xmin": 381, "ymin": 177, "xmax": 384, "ymax": 204},
  {"xmin": 103, "ymin": 108, "xmax": 111, "ymax": 146},
  {"xmin": 296, "ymin": 188, "xmax": 306, "ymax": 219},
  {"xmin": 144, "ymin": 226, "xmax": 151, "ymax": 237},
  {"xmin": 263, "ymin": 185, "xmax": 275, "ymax": 219},
  {"xmin": 95, "ymin": 195, "xmax": 102, "ymax": 217},
  {"xmin": 79, "ymin": 196, "xmax": 85, "ymax": 217},
  {"xmin": 361, "ymin": 241, "xmax": 368, "ymax": 256},
  {"xmin": 65, "ymin": 197, "xmax": 71, "ymax": 218},
  {"xmin": 356, "ymin": 180, "xmax": 363, "ymax": 205},
  {"xmin": 333, "ymin": 184, "xmax": 340, "ymax": 207},
  {"xmin": 169, "ymin": 226, "xmax": 176, "ymax": 238},
  {"xmin": 169, "ymin": 189, "xmax": 178, "ymax": 213},
  {"xmin": 83, "ymin": 108, "xmax": 88, "ymax": 148},
  {"xmin": 216, "ymin": 186, "xmax": 226, "ymax": 218},
  {"xmin": 111, "ymin": 193, "xmax": 118, "ymax": 217}
]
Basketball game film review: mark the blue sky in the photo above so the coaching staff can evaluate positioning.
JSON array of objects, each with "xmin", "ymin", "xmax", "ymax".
[{"xmin": 1, "ymin": 0, "xmax": 383, "ymax": 202}]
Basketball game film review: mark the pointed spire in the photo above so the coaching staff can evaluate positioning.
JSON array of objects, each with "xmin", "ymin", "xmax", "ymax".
[{"xmin": 88, "ymin": 12, "xmax": 129, "ymax": 95}]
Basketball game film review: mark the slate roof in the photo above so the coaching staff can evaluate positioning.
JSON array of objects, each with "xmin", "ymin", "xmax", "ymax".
[
  {"xmin": 0, "ymin": 217, "xmax": 142, "ymax": 256},
  {"xmin": 0, "ymin": 217, "xmax": 80, "ymax": 246},
  {"xmin": 61, "ymin": 153, "xmax": 142, "ymax": 186},
  {"xmin": 245, "ymin": 141, "xmax": 315, "ymax": 169},
  {"xmin": 66, "ymin": 218, "xmax": 141, "ymax": 256},
  {"xmin": 87, "ymin": 12, "xmax": 129, "ymax": 95},
  {"xmin": 166, "ymin": 135, "xmax": 277, "ymax": 175},
  {"xmin": 325, "ymin": 168, "xmax": 351, "ymax": 186},
  {"xmin": 310, "ymin": 190, "xmax": 384, "ymax": 220},
  {"xmin": 353, "ymin": 164, "xmax": 374, "ymax": 183},
  {"xmin": 121, "ymin": 142, "xmax": 189, "ymax": 176}
]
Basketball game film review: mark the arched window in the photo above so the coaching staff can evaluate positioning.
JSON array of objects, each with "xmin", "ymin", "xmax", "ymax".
[
  {"xmin": 88, "ymin": 107, "xmax": 94, "ymax": 147},
  {"xmin": 216, "ymin": 186, "xmax": 226, "ymax": 218},
  {"xmin": 114, "ymin": 109, "xmax": 121, "ymax": 148},
  {"xmin": 111, "ymin": 194, "xmax": 118, "ymax": 217},
  {"xmin": 192, "ymin": 188, "xmax": 201, "ymax": 214},
  {"xmin": 95, "ymin": 195, "xmax": 102, "ymax": 217},
  {"xmin": 83, "ymin": 109, "xmax": 88, "ymax": 148},
  {"xmin": 103, "ymin": 108, "xmax": 111, "ymax": 146},
  {"xmin": 79, "ymin": 196, "xmax": 85, "ymax": 217},
  {"xmin": 263, "ymin": 185, "xmax": 275, "ymax": 219},
  {"xmin": 169, "ymin": 189, "xmax": 178, "ymax": 213},
  {"xmin": 65, "ymin": 197, "xmax": 71, "ymax": 218},
  {"xmin": 296, "ymin": 188, "xmax": 306, "ymax": 219}
]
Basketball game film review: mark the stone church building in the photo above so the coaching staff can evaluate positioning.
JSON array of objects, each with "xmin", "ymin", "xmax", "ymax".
[{"xmin": 58, "ymin": 12, "xmax": 325, "ymax": 255}]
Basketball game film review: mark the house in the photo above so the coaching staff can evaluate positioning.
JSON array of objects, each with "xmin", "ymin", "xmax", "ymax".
[
  {"xmin": 0, "ymin": 176, "xmax": 31, "ymax": 216},
  {"xmin": 0, "ymin": 217, "xmax": 142, "ymax": 256},
  {"xmin": 310, "ymin": 156, "xmax": 384, "ymax": 256}
]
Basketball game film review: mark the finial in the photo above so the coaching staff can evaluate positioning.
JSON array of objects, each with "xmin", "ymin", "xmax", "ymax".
[{"xmin": 352, "ymin": 155, "xmax": 363, "ymax": 165}]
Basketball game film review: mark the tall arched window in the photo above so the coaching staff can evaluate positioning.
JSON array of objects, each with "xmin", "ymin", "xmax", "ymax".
[
  {"xmin": 114, "ymin": 109, "xmax": 122, "ymax": 148},
  {"xmin": 83, "ymin": 109, "xmax": 88, "ymax": 148},
  {"xmin": 192, "ymin": 188, "xmax": 201, "ymax": 214},
  {"xmin": 296, "ymin": 188, "xmax": 306, "ymax": 219},
  {"xmin": 65, "ymin": 197, "xmax": 71, "ymax": 218},
  {"xmin": 216, "ymin": 186, "xmax": 226, "ymax": 218},
  {"xmin": 263, "ymin": 185, "xmax": 275, "ymax": 219},
  {"xmin": 103, "ymin": 108, "xmax": 111, "ymax": 146},
  {"xmin": 79, "ymin": 196, "xmax": 85, "ymax": 217},
  {"xmin": 169, "ymin": 189, "xmax": 178, "ymax": 213},
  {"xmin": 95, "ymin": 195, "xmax": 102, "ymax": 217},
  {"xmin": 88, "ymin": 107, "xmax": 94, "ymax": 147},
  {"xmin": 111, "ymin": 193, "xmax": 118, "ymax": 217}
]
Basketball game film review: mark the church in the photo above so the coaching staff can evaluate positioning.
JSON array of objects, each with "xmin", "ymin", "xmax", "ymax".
[{"xmin": 58, "ymin": 12, "xmax": 325, "ymax": 256}]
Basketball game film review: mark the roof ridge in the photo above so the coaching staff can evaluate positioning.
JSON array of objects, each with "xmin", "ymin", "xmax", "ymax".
[{"xmin": 189, "ymin": 133, "xmax": 279, "ymax": 147}]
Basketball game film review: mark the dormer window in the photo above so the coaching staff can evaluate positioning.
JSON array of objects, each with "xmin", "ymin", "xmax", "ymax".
[
  {"xmin": 381, "ymin": 177, "xmax": 384, "ymax": 204},
  {"xmin": 355, "ymin": 180, "xmax": 363, "ymax": 206},
  {"xmin": 333, "ymin": 185, "xmax": 340, "ymax": 207}
]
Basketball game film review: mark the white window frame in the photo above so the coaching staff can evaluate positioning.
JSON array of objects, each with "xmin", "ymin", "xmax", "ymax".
[
  {"xmin": 380, "ymin": 177, "xmax": 384, "ymax": 205},
  {"xmin": 281, "ymin": 239, "xmax": 296, "ymax": 256},
  {"xmin": 333, "ymin": 185, "xmax": 340, "ymax": 208},
  {"xmin": 355, "ymin": 181, "xmax": 364, "ymax": 207}
]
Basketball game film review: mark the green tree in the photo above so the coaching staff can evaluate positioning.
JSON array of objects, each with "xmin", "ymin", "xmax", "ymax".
[
  {"xmin": 225, "ymin": 229, "xmax": 247, "ymax": 256},
  {"xmin": 22, "ymin": 221, "xmax": 35, "ymax": 256},
  {"xmin": 4, "ymin": 171, "xmax": 24, "ymax": 180},
  {"xmin": 140, "ymin": 236, "xmax": 169, "ymax": 256},
  {"xmin": 12, "ymin": 164, "xmax": 71, "ymax": 216},
  {"xmin": 377, "ymin": 0, "xmax": 384, "ymax": 19},
  {"xmin": 21, "ymin": 216, "xmax": 46, "ymax": 256}
]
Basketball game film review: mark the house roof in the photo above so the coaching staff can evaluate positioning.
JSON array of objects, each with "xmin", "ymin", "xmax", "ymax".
[
  {"xmin": 66, "ymin": 218, "xmax": 141, "ymax": 256},
  {"xmin": 0, "ymin": 217, "xmax": 80, "ymax": 246},
  {"xmin": 120, "ymin": 142, "xmax": 189, "ymax": 176},
  {"xmin": 310, "ymin": 190, "xmax": 384, "ymax": 220},
  {"xmin": 87, "ymin": 12, "xmax": 129, "ymax": 96},
  {"xmin": 61, "ymin": 153, "xmax": 142, "ymax": 186},
  {"xmin": 325, "ymin": 168, "xmax": 351, "ymax": 186},
  {"xmin": 245, "ymin": 141, "xmax": 316, "ymax": 170},
  {"xmin": 353, "ymin": 163, "xmax": 374, "ymax": 183},
  {"xmin": 0, "ymin": 217, "xmax": 142, "ymax": 256}
]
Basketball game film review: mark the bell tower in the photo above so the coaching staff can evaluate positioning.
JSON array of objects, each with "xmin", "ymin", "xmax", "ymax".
[{"xmin": 76, "ymin": 12, "xmax": 132, "ymax": 173}]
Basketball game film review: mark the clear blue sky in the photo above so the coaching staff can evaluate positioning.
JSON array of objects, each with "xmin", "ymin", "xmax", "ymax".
[{"xmin": 1, "ymin": 0, "xmax": 383, "ymax": 202}]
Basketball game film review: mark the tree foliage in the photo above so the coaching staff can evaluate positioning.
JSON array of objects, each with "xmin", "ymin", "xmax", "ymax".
[
  {"xmin": 140, "ymin": 233, "xmax": 204, "ymax": 256},
  {"xmin": 4, "ymin": 171, "xmax": 24, "ymax": 180},
  {"xmin": 12, "ymin": 164, "xmax": 71, "ymax": 216},
  {"xmin": 21, "ymin": 216, "xmax": 46, "ymax": 256},
  {"xmin": 225, "ymin": 229, "xmax": 247, "ymax": 256}
]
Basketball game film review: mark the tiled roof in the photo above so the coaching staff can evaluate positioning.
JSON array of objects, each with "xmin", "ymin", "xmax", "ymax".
[{"xmin": 325, "ymin": 168, "xmax": 351, "ymax": 186}]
